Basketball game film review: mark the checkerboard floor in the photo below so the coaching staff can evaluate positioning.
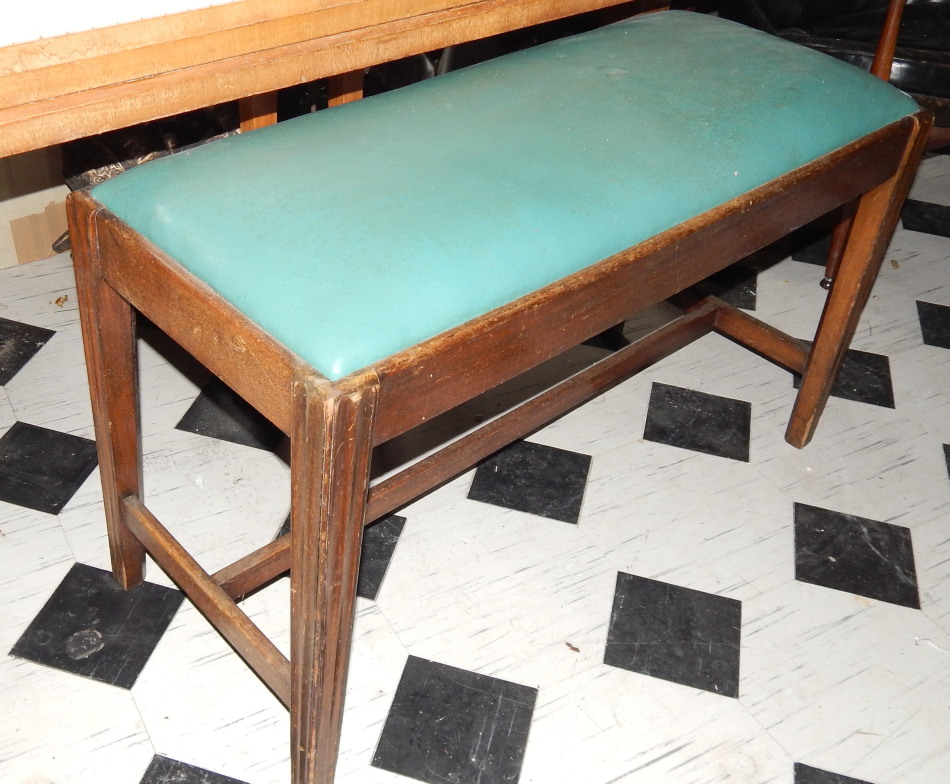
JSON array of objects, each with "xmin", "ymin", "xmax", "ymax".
[{"xmin": 2, "ymin": 151, "xmax": 949, "ymax": 784}]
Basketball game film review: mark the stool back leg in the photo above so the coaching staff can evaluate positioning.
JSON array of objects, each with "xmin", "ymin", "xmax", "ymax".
[
  {"xmin": 787, "ymin": 112, "xmax": 932, "ymax": 447},
  {"xmin": 69, "ymin": 204, "xmax": 146, "ymax": 589},
  {"xmin": 290, "ymin": 370, "xmax": 379, "ymax": 784}
]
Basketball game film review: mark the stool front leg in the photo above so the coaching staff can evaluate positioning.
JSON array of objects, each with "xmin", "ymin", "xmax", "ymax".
[
  {"xmin": 290, "ymin": 371, "xmax": 378, "ymax": 784},
  {"xmin": 787, "ymin": 115, "xmax": 931, "ymax": 447},
  {"xmin": 69, "ymin": 202, "xmax": 146, "ymax": 589}
]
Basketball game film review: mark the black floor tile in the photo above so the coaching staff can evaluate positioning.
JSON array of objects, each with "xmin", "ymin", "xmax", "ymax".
[
  {"xmin": 140, "ymin": 755, "xmax": 249, "ymax": 784},
  {"xmin": 604, "ymin": 572, "xmax": 741, "ymax": 697},
  {"xmin": 275, "ymin": 512, "xmax": 406, "ymax": 601},
  {"xmin": 643, "ymin": 382, "xmax": 751, "ymax": 462},
  {"xmin": 794, "ymin": 502, "xmax": 919, "ymax": 609},
  {"xmin": 901, "ymin": 199, "xmax": 950, "ymax": 238},
  {"xmin": 0, "ymin": 421, "xmax": 99, "ymax": 514},
  {"xmin": 692, "ymin": 259, "xmax": 759, "ymax": 310},
  {"xmin": 0, "ymin": 316, "xmax": 55, "ymax": 385},
  {"xmin": 793, "ymin": 345, "xmax": 895, "ymax": 408},
  {"xmin": 583, "ymin": 323, "xmax": 629, "ymax": 351},
  {"xmin": 791, "ymin": 223, "xmax": 833, "ymax": 267},
  {"xmin": 917, "ymin": 300, "xmax": 950, "ymax": 350},
  {"xmin": 10, "ymin": 563, "xmax": 183, "ymax": 688},
  {"xmin": 467, "ymin": 440, "xmax": 591, "ymax": 524},
  {"xmin": 356, "ymin": 513, "xmax": 407, "ymax": 600},
  {"xmin": 176, "ymin": 378, "xmax": 284, "ymax": 451},
  {"xmin": 373, "ymin": 655, "xmax": 537, "ymax": 784},
  {"xmin": 794, "ymin": 761, "xmax": 875, "ymax": 784}
]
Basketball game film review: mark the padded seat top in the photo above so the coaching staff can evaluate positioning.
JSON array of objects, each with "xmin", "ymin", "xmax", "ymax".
[{"xmin": 91, "ymin": 11, "xmax": 917, "ymax": 381}]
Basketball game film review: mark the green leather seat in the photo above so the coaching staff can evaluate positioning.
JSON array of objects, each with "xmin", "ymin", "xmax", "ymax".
[{"xmin": 91, "ymin": 11, "xmax": 917, "ymax": 381}]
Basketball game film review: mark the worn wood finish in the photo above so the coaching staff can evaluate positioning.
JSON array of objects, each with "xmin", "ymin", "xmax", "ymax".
[
  {"xmin": 67, "ymin": 193, "xmax": 145, "ymax": 590},
  {"xmin": 213, "ymin": 537, "xmax": 291, "ymax": 600},
  {"xmin": 78, "ymin": 193, "xmax": 300, "ymax": 436},
  {"xmin": 289, "ymin": 370, "xmax": 378, "ymax": 784},
  {"xmin": 68, "ymin": 115, "xmax": 910, "ymax": 456},
  {"xmin": 787, "ymin": 110, "xmax": 932, "ymax": 447},
  {"xmin": 207, "ymin": 299, "xmax": 722, "ymax": 600},
  {"xmin": 73, "ymin": 123, "xmax": 928, "ymax": 784},
  {"xmin": 123, "ymin": 496, "xmax": 293, "ymax": 706},
  {"xmin": 370, "ymin": 117, "xmax": 911, "ymax": 443},
  {"xmin": 1, "ymin": 0, "xmax": 664, "ymax": 157},
  {"xmin": 64, "ymin": 6, "xmax": 930, "ymax": 782},
  {"xmin": 712, "ymin": 306, "xmax": 809, "ymax": 374}
]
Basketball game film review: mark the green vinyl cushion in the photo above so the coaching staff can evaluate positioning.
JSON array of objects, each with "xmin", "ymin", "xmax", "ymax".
[{"xmin": 91, "ymin": 11, "xmax": 918, "ymax": 381}]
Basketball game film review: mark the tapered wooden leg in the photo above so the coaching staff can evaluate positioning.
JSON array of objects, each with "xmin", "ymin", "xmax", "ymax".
[
  {"xmin": 68, "ymin": 197, "xmax": 146, "ymax": 589},
  {"xmin": 290, "ymin": 370, "xmax": 378, "ymax": 784},
  {"xmin": 787, "ymin": 115, "xmax": 931, "ymax": 448}
]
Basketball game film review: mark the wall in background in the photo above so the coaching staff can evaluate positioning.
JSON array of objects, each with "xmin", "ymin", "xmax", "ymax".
[{"xmin": 0, "ymin": 147, "xmax": 69, "ymax": 269}]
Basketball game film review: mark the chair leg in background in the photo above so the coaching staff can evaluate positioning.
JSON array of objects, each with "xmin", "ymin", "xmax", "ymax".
[{"xmin": 820, "ymin": 201, "xmax": 857, "ymax": 289}]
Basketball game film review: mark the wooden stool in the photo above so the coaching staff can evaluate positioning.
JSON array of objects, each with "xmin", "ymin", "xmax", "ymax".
[{"xmin": 67, "ymin": 11, "xmax": 929, "ymax": 784}]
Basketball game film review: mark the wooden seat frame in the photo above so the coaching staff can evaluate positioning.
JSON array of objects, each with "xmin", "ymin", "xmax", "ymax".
[{"xmin": 67, "ymin": 7, "xmax": 931, "ymax": 783}]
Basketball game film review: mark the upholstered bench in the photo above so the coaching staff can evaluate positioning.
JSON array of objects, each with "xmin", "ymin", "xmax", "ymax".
[{"xmin": 67, "ymin": 9, "xmax": 928, "ymax": 784}]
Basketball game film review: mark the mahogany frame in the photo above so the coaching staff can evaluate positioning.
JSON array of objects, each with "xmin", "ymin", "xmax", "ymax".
[{"xmin": 66, "ymin": 13, "xmax": 930, "ymax": 783}]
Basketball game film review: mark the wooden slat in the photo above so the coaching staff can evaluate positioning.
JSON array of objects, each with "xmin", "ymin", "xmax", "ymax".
[
  {"xmin": 213, "ymin": 538, "xmax": 290, "ymax": 599},
  {"xmin": 366, "ymin": 301, "xmax": 720, "ymax": 517},
  {"xmin": 713, "ymin": 303, "xmax": 809, "ymax": 374},
  {"xmin": 123, "ymin": 496, "xmax": 292, "ymax": 706}
]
